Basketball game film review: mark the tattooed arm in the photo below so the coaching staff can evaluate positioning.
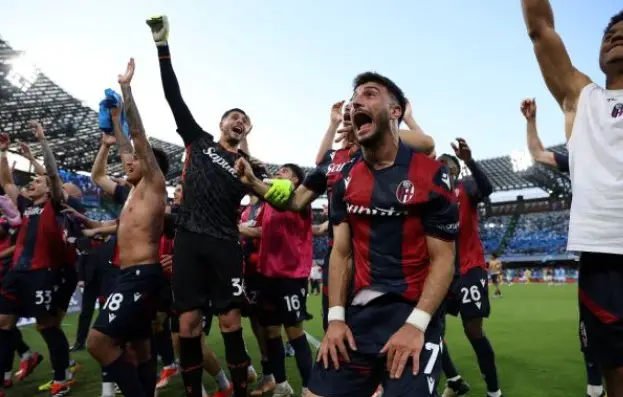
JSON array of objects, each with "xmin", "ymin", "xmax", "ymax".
[
  {"xmin": 30, "ymin": 121, "xmax": 64, "ymax": 203},
  {"xmin": 118, "ymin": 58, "xmax": 166, "ymax": 187}
]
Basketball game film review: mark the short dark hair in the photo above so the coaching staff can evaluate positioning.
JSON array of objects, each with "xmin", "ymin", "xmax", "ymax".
[
  {"xmin": 152, "ymin": 147, "xmax": 170, "ymax": 176},
  {"xmin": 221, "ymin": 108, "xmax": 248, "ymax": 121},
  {"xmin": 439, "ymin": 153, "xmax": 460, "ymax": 171},
  {"xmin": 282, "ymin": 163, "xmax": 305, "ymax": 187},
  {"xmin": 605, "ymin": 10, "xmax": 623, "ymax": 34},
  {"xmin": 352, "ymin": 72, "xmax": 407, "ymax": 124}
]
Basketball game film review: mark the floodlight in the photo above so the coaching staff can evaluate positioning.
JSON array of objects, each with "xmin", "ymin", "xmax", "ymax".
[
  {"xmin": 6, "ymin": 55, "xmax": 40, "ymax": 91},
  {"xmin": 510, "ymin": 150, "xmax": 533, "ymax": 172}
]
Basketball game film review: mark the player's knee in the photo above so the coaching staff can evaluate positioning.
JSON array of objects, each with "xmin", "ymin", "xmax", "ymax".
[
  {"xmin": 463, "ymin": 319, "xmax": 484, "ymax": 339},
  {"xmin": 178, "ymin": 310, "xmax": 202, "ymax": 337},
  {"xmin": 0, "ymin": 314, "xmax": 14, "ymax": 330},
  {"xmin": 218, "ymin": 309, "xmax": 241, "ymax": 332},
  {"xmin": 266, "ymin": 325, "xmax": 282, "ymax": 339},
  {"xmin": 86, "ymin": 329, "xmax": 115, "ymax": 363},
  {"xmin": 285, "ymin": 323, "xmax": 304, "ymax": 340}
]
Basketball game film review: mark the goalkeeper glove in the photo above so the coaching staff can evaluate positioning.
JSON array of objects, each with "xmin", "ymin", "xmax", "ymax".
[
  {"xmin": 263, "ymin": 179, "xmax": 294, "ymax": 206},
  {"xmin": 146, "ymin": 15, "xmax": 170, "ymax": 46}
]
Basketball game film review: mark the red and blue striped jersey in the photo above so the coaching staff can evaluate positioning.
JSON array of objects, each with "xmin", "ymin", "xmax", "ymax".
[
  {"xmin": 331, "ymin": 141, "xmax": 458, "ymax": 302},
  {"xmin": 303, "ymin": 148, "xmax": 361, "ymax": 245},
  {"xmin": 13, "ymin": 196, "xmax": 65, "ymax": 270},
  {"xmin": 455, "ymin": 179, "xmax": 487, "ymax": 275}
]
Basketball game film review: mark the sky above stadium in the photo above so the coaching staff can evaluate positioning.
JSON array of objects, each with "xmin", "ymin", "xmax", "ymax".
[{"xmin": 0, "ymin": 0, "xmax": 620, "ymax": 167}]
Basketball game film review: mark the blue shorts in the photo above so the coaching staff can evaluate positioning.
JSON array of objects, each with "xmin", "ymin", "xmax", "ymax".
[
  {"xmin": 308, "ymin": 295, "xmax": 444, "ymax": 397},
  {"xmin": 93, "ymin": 264, "xmax": 164, "ymax": 342}
]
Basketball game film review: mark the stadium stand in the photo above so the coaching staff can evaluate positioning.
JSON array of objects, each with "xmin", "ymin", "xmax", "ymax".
[{"xmin": 0, "ymin": 37, "xmax": 577, "ymax": 268}]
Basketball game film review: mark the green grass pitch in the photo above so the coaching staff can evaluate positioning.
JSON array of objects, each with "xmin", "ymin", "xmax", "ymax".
[{"xmin": 9, "ymin": 283, "xmax": 586, "ymax": 396}]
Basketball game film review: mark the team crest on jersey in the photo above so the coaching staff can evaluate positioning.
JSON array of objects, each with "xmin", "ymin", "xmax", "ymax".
[
  {"xmin": 395, "ymin": 180, "xmax": 415, "ymax": 204},
  {"xmin": 612, "ymin": 103, "xmax": 623, "ymax": 118}
]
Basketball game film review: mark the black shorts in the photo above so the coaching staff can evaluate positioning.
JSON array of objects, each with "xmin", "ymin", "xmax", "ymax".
[
  {"xmin": 308, "ymin": 295, "xmax": 443, "ymax": 397},
  {"xmin": 56, "ymin": 264, "xmax": 78, "ymax": 312},
  {"xmin": 0, "ymin": 268, "xmax": 60, "ymax": 318},
  {"xmin": 490, "ymin": 274, "xmax": 500, "ymax": 284},
  {"xmin": 170, "ymin": 301, "xmax": 213, "ymax": 335},
  {"xmin": 92, "ymin": 264, "xmax": 164, "ymax": 342},
  {"xmin": 243, "ymin": 272, "xmax": 263, "ymax": 317},
  {"xmin": 173, "ymin": 230, "xmax": 244, "ymax": 314},
  {"xmin": 99, "ymin": 264, "xmax": 120, "ymax": 304},
  {"xmin": 446, "ymin": 267, "xmax": 491, "ymax": 319},
  {"xmin": 258, "ymin": 276, "xmax": 308, "ymax": 327},
  {"xmin": 578, "ymin": 252, "xmax": 623, "ymax": 369}
]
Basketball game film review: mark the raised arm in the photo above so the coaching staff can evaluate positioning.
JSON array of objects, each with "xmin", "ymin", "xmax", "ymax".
[
  {"xmin": 147, "ymin": 16, "xmax": 205, "ymax": 146},
  {"xmin": 452, "ymin": 138, "xmax": 493, "ymax": 202},
  {"xmin": 19, "ymin": 143, "xmax": 46, "ymax": 176},
  {"xmin": 399, "ymin": 100, "xmax": 435, "ymax": 154},
  {"xmin": 90, "ymin": 134, "xmax": 119, "ymax": 196},
  {"xmin": 520, "ymin": 98, "xmax": 558, "ymax": 168},
  {"xmin": 315, "ymin": 101, "xmax": 345, "ymax": 165},
  {"xmin": 0, "ymin": 195, "xmax": 21, "ymax": 226},
  {"xmin": 111, "ymin": 106, "xmax": 134, "ymax": 175},
  {"xmin": 522, "ymin": 0, "xmax": 591, "ymax": 112},
  {"xmin": 30, "ymin": 121, "xmax": 64, "ymax": 204},
  {"xmin": 0, "ymin": 134, "xmax": 19, "ymax": 204},
  {"xmin": 118, "ymin": 58, "xmax": 166, "ymax": 187}
]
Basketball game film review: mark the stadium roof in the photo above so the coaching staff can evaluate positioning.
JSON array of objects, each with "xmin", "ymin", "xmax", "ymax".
[{"xmin": 0, "ymin": 37, "xmax": 571, "ymax": 195}]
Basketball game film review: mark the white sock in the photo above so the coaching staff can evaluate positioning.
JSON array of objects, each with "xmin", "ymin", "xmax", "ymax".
[
  {"xmin": 264, "ymin": 374, "xmax": 275, "ymax": 383},
  {"xmin": 587, "ymin": 385, "xmax": 604, "ymax": 397},
  {"xmin": 448, "ymin": 375, "xmax": 461, "ymax": 382},
  {"xmin": 214, "ymin": 369, "xmax": 230, "ymax": 390},
  {"xmin": 102, "ymin": 382, "xmax": 114, "ymax": 396},
  {"xmin": 487, "ymin": 390, "xmax": 502, "ymax": 397},
  {"xmin": 4, "ymin": 371, "xmax": 11, "ymax": 381},
  {"xmin": 201, "ymin": 384, "xmax": 208, "ymax": 397},
  {"xmin": 20, "ymin": 350, "xmax": 32, "ymax": 360},
  {"xmin": 247, "ymin": 365, "xmax": 256, "ymax": 375}
]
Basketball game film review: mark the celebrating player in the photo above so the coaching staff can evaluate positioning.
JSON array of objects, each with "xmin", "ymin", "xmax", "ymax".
[
  {"xmin": 147, "ymin": 15, "xmax": 274, "ymax": 397},
  {"xmin": 86, "ymin": 58, "xmax": 169, "ymax": 397},
  {"xmin": 520, "ymin": 97, "xmax": 605, "ymax": 397},
  {"xmin": 436, "ymin": 139, "xmax": 502, "ymax": 397},
  {"xmin": 305, "ymin": 72, "xmax": 458, "ymax": 397},
  {"xmin": 237, "ymin": 162, "xmax": 314, "ymax": 396},
  {"xmin": 0, "ymin": 121, "xmax": 72, "ymax": 397}
]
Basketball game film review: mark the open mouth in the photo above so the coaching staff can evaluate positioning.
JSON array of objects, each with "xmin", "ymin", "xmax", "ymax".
[
  {"xmin": 232, "ymin": 126, "xmax": 244, "ymax": 135},
  {"xmin": 352, "ymin": 111, "xmax": 373, "ymax": 134}
]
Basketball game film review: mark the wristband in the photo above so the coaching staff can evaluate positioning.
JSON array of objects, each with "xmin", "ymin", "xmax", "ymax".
[
  {"xmin": 327, "ymin": 306, "xmax": 345, "ymax": 322},
  {"xmin": 406, "ymin": 308, "xmax": 431, "ymax": 332}
]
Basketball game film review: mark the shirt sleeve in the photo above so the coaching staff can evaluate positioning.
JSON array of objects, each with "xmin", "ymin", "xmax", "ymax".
[
  {"xmin": 156, "ymin": 45, "xmax": 209, "ymax": 146},
  {"xmin": 113, "ymin": 184, "xmax": 131, "ymax": 205},
  {"xmin": 329, "ymin": 177, "xmax": 347, "ymax": 225},
  {"xmin": 422, "ymin": 164, "xmax": 459, "ymax": 241},
  {"xmin": 553, "ymin": 152, "xmax": 569, "ymax": 173},
  {"xmin": 463, "ymin": 159, "xmax": 493, "ymax": 205},
  {"xmin": 302, "ymin": 149, "xmax": 334, "ymax": 195}
]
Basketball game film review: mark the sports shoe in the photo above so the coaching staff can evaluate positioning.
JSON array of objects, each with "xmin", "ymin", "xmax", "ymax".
[
  {"xmin": 442, "ymin": 378, "xmax": 471, "ymax": 397},
  {"xmin": 250, "ymin": 376, "xmax": 276, "ymax": 396},
  {"xmin": 247, "ymin": 366, "xmax": 258, "ymax": 384},
  {"xmin": 272, "ymin": 381, "xmax": 294, "ymax": 397},
  {"xmin": 69, "ymin": 343, "xmax": 85, "ymax": 352},
  {"xmin": 155, "ymin": 366, "xmax": 179, "ymax": 389},
  {"xmin": 371, "ymin": 385, "xmax": 383, "ymax": 397},
  {"xmin": 284, "ymin": 342, "xmax": 295, "ymax": 357},
  {"xmin": 211, "ymin": 383, "xmax": 233, "ymax": 397},
  {"xmin": 39, "ymin": 378, "xmax": 76, "ymax": 392},
  {"xmin": 16, "ymin": 352, "xmax": 44, "ymax": 380},
  {"xmin": 49, "ymin": 382, "xmax": 71, "ymax": 397}
]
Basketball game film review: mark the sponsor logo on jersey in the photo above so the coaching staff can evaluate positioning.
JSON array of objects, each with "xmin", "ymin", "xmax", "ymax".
[
  {"xmin": 327, "ymin": 162, "xmax": 348, "ymax": 174},
  {"xmin": 346, "ymin": 204, "xmax": 407, "ymax": 216},
  {"xmin": 203, "ymin": 147, "xmax": 238, "ymax": 177},
  {"xmin": 23, "ymin": 206, "xmax": 44, "ymax": 217}
]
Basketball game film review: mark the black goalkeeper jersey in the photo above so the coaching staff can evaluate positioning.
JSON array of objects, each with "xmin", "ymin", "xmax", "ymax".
[{"xmin": 157, "ymin": 45, "xmax": 268, "ymax": 241}]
